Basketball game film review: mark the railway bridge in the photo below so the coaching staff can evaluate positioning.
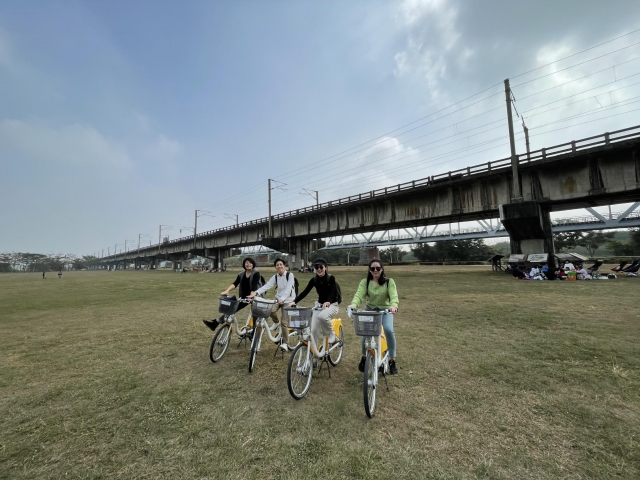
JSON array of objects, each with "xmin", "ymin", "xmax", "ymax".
[{"xmin": 98, "ymin": 125, "xmax": 640, "ymax": 270}]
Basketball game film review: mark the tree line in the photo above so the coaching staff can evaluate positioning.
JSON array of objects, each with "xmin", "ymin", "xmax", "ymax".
[
  {"xmin": 309, "ymin": 228, "xmax": 639, "ymax": 264},
  {"xmin": 0, "ymin": 252, "xmax": 99, "ymax": 273}
]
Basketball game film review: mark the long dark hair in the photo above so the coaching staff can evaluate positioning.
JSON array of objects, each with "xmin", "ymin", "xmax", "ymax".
[{"xmin": 365, "ymin": 258, "xmax": 388, "ymax": 295}]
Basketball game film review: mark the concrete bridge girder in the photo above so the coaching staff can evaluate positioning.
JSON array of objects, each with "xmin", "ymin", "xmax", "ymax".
[{"xmin": 99, "ymin": 137, "xmax": 640, "ymax": 265}]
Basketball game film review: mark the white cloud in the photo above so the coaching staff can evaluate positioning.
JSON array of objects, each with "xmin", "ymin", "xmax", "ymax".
[
  {"xmin": 148, "ymin": 134, "xmax": 182, "ymax": 161},
  {"xmin": 0, "ymin": 120, "xmax": 131, "ymax": 168},
  {"xmin": 393, "ymin": 0, "xmax": 465, "ymax": 102}
]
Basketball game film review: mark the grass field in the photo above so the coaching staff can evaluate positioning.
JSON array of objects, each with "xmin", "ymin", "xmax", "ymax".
[{"xmin": 1, "ymin": 266, "xmax": 639, "ymax": 479}]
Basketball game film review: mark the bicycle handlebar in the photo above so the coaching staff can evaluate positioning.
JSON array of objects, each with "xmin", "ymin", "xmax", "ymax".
[{"xmin": 347, "ymin": 307, "xmax": 391, "ymax": 318}]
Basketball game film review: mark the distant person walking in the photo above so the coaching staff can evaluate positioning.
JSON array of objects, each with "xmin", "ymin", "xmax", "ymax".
[
  {"xmin": 58, "ymin": 270, "xmax": 62, "ymax": 279},
  {"xmin": 42, "ymin": 271, "xmax": 46, "ymax": 279}
]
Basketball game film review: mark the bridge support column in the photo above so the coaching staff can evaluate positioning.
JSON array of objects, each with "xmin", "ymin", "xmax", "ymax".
[
  {"xmin": 288, "ymin": 240, "xmax": 303, "ymax": 272},
  {"xmin": 499, "ymin": 201, "xmax": 556, "ymax": 275},
  {"xmin": 359, "ymin": 247, "xmax": 380, "ymax": 265}
]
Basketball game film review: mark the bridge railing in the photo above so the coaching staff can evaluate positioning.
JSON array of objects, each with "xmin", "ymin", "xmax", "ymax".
[{"xmin": 106, "ymin": 125, "xmax": 640, "ymax": 257}]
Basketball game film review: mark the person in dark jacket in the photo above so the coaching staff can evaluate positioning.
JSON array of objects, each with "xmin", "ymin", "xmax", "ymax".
[
  {"xmin": 203, "ymin": 257, "xmax": 261, "ymax": 332},
  {"xmin": 289, "ymin": 258, "xmax": 339, "ymax": 346}
]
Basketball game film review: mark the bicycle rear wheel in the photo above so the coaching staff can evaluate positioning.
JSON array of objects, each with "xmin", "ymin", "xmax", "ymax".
[
  {"xmin": 287, "ymin": 343, "xmax": 313, "ymax": 400},
  {"xmin": 363, "ymin": 351, "xmax": 377, "ymax": 418},
  {"xmin": 327, "ymin": 325, "xmax": 344, "ymax": 366},
  {"xmin": 209, "ymin": 324, "xmax": 231, "ymax": 363},
  {"xmin": 249, "ymin": 326, "xmax": 263, "ymax": 373}
]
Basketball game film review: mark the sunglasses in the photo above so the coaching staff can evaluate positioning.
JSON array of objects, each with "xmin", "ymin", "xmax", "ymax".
[
  {"xmin": 314, "ymin": 264, "xmax": 325, "ymax": 270},
  {"xmin": 369, "ymin": 266, "xmax": 382, "ymax": 272}
]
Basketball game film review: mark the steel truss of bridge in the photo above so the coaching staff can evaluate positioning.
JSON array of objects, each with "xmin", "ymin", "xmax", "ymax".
[{"xmin": 319, "ymin": 203, "xmax": 640, "ymax": 250}]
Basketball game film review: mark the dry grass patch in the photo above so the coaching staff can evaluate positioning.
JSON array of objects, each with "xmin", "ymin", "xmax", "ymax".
[{"xmin": 0, "ymin": 267, "xmax": 639, "ymax": 479}]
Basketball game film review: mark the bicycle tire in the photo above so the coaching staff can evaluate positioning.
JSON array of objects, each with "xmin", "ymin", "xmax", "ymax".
[
  {"xmin": 209, "ymin": 324, "xmax": 231, "ymax": 363},
  {"xmin": 287, "ymin": 343, "xmax": 313, "ymax": 400},
  {"xmin": 248, "ymin": 326, "xmax": 263, "ymax": 373},
  {"xmin": 363, "ymin": 351, "xmax": 377, "ymax": 418},
  {"xmin": 327, "ymin": 325, "xmax": 344, "ymax": 366}
]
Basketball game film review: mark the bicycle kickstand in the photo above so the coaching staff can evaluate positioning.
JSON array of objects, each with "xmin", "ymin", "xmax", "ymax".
[
  {"xmin": 317, "ymin": 357, "xmax": 331, "ymax": 378},
  {"xmin": 237, "ymin": 331, "xmax": 251, "ymax": 349},
  {"xmin": 382, "ymin": 371, "xmax": 390, "ymax": 392}
]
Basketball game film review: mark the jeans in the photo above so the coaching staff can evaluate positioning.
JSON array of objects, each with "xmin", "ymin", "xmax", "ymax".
[{"xmin": 361, "ymin": 306, "xmax": 396, "ymax": 358}]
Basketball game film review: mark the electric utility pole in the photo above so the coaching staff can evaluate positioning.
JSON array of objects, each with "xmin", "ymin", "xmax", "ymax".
[
  {"xmin": 301, "ymin": 188, "xmax": 319, "ymax": 206},
  {"xmin": 504, "ymin": 78, "xmax": 521, "ymax": 200}
]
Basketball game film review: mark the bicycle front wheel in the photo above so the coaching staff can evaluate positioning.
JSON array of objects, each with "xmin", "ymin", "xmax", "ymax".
[
  {"xmin": 327, "ymin": 325, "xmax": 344, "ymax": 366},
  {"xmin": 287, "ymin": 343, "xmax": 313, "ymax": 400},
  {"xmin": 249, "ymin": 327, "xmax": 263, "ymax": 373},
  {"xmin": 363, "ymin": 351, "xmax": 377, "ymax": 418},
  {"xmin": 209, "ymin": 324, "xmax": 231, "ymax": 363}
]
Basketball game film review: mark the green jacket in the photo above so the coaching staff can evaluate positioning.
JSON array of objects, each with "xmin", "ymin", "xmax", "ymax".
[{"xmin": 350, "ymin": 278, "xmax": 399, "ymax": 310}]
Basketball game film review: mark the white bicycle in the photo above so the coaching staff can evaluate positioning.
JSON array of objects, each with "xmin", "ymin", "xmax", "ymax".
[
  {"xmin": 285, "ymin": 305, "xmax": 344, "ymax": 400},
  {"xmin": 209, "ymin": 296, "xmax": 254, "ymax": 363},
  {"xmin": 247, "ymin": 297, "xmax": 299, "ymax": 373},
  {"xmin": 350, "ymin": 309, "xmax": 391, "ymax": 418}
]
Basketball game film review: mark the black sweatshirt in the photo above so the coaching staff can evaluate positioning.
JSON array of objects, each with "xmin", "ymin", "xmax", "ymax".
[
  {"xmin": 233, "ymin": 270, "xmax": 262, "ymax": 298},
  {"xmin": 294, "ymin": 274, "xmax": 337, "ymax": 304}
]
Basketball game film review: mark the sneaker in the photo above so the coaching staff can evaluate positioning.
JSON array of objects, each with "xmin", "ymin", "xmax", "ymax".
[
  {"xmin": 328, "ymin": 332, "xmax": 336, "ymax": 344},
  {"xmin": 279, "ymin": 343, "xmax": 289, "ymax": 352},
  {"xmin": 389, "ymin": 359, "xmax": 398, "ymax": 375},
  {"xmin": 358, "ymin": 356, "xmax": 366, "ymax": 373},
  {"xmin": 203, "ymin": 320, "xmax": 219, "ymax": 332}
]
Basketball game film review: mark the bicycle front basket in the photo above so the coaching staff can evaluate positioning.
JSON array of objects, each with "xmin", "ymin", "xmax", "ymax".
[
  {"xmin": 352, "ymin": 311, "xmax": 383, "ymax": 336},
  {"xmin": 283, "ymin": 307, "xmax": 312, "ymax": 330},
  {"xmin": 251, "ymin": 298, "xmax": 277, "ymax": 318},
  {"xmin": 218, "ymin": 296, "xmax": 240, "ymax": 315}
]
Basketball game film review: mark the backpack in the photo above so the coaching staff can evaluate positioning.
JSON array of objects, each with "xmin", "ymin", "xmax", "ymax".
[
  {"xmin": 287, "ymin": 271, "xmax": 299, "ymax": 297},
  {"xmin": 313, "ymin": 274, "xmax": 342, "ymax": 304}
]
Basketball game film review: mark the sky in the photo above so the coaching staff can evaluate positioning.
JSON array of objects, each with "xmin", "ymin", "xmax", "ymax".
[{"xmin": 1, "ymin": 0, "xmax": 639, "ymax": 256}]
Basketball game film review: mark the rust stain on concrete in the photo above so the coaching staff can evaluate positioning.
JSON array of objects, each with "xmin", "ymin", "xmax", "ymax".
[
  {"xmin": 405, "ymin": 205, "xmax": 422, "ymax": 218},
  {"xmin": 561, "ymin": 176, "xmax": 577, "ymax": 194}
]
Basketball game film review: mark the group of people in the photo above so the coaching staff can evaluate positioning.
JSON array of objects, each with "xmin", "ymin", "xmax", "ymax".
[
  {"xmin": 510, "ymin": 260, "xmax": 592, "ymax": 280},
  {"xmin": 42, "ymin": 270, "xmax": 63, "ymax": 279},
  {"xmin": 203, "ymin": 256, "xmax": 400, "ymax": 375}
]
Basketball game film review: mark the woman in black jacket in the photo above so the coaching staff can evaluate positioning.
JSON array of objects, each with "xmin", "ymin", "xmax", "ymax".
[
  {"xmin": 203, "ymin": 257, "xmax": 261, "ymax": 331},
  {"xmin": 289, "ymin": 258, "xmax": 339, "ymax": 345}
]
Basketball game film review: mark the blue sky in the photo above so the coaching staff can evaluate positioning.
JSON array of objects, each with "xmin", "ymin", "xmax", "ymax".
[{"xmin": 1, "ymin": 0, "xmax": 639, "ymax": 255}]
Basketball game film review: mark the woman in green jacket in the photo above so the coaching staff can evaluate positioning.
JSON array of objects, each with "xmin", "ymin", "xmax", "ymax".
[{"xmin": 348, "ymin": 259, "xmax": 399, "ymax": 375}]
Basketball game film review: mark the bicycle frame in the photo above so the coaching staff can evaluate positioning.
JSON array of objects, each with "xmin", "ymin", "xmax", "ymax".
[
  {"xmin": 287, "ymin": 308, "xmax": 344, "ymax": 400},
  {"xmin": 352, "ymin": 309, "xmax": 391, "ymax": 418}
]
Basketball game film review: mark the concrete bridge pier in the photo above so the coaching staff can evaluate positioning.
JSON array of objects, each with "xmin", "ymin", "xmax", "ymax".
[
  {"xmin": 499, "ymin": 201, "xmax": 556, "ymax": 274},
  {"xmin": 289, "ymin": 239, "xmax": 305, "ymax": 272}
]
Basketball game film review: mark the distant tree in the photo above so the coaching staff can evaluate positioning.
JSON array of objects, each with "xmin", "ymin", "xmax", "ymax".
[
  {"xmin": 553, "ymin": 232, "xmax": 585, "ymax": 252},
  {"xmin": 380, "ymin": 246, "xmax": 405, "ymax": 264},
  {"xmin": 412, "ymin": 239, "xmax": 492, "ymax": 262},
  {"xmin": 491, "ymin": 241, "xmax": 511, "ymax": 256},
  {"xmin": 308, "ymin": 248, "xmax": 359, "ymax": 265},
  {"xmin": 581, "ymin": 231, "xmax": 615, "ymax": 257},
  {"xmin": 606, "ymin": 228, "xmax": 640, "ymax": 256},
  {"xmin": 411, "ymin": 243, "xmax": 435, "ymax": 262}
]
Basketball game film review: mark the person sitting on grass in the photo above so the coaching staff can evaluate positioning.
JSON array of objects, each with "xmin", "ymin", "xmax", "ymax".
[
  {"xmin": 576, "ymin": 265, "xmax": 591, "ymax": 280},
  {"xmin": 510, "ymin": 266, "xmax": 526, "ymax": 279}
]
